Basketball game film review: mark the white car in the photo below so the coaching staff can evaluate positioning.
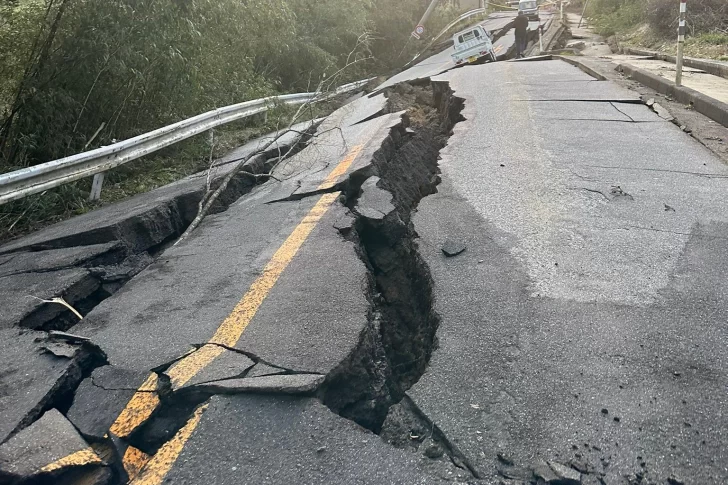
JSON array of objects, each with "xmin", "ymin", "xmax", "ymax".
[
  {"xmin": 518, "ymin": 0, "xmax": 540, "ymax": 20},
  {"xmin": 451, "ymin": 26, "xmax": 497, "ymax": 66}
]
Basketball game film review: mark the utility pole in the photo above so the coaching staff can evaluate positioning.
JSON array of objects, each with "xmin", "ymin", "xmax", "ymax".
[
  {"xmin": 414, "ymin": 0, "xmax": 441, "ymax": 38},
  {"xmin": 676, "ymin": 0, "xmax": 687, "ymax": 86},
  {"xmin": 578, "ymin": 0, "xmax": 590, "ymax": 28}
]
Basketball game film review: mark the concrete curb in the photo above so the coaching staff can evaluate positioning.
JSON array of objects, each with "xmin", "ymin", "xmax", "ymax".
[
  {"xmin": 624, "ymin": 47, "xmax": 728, "ymax": 80},
  {"xmin": 617, "ymin": 63, "xmax": 728, "ymax": 128}
]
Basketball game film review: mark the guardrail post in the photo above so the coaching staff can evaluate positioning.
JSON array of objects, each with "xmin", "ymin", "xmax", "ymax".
[
  {"xmin": 89, "ymin": 172, "xmax": 106, "ymax": 201},
  {"xmin": 539, "ymin": 20, "xmax": 544, "ymax": 52},
  {"xmin": 0, "ymin": 78, "xmax": 371, "ymax": 206},
  {"xmin": 676, "ymin": 0, "xmax": 687, "ymax": 86}
]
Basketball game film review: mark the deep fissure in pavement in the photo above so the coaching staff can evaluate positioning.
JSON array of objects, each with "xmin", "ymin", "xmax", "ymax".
[
  {"xmin": 321, "ymin": 82, "xmax": 474, "ymax": 475},
  {"xmin": 123, "ymin": 82, "xmax": 470, "ymax": 480},
  {"xmin": 2, "ymin": 87, "xmax": 473, "ymax": 482}
]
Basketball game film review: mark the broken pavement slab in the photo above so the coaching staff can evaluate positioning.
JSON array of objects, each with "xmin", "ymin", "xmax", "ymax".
[
  {"xmin": 355, "ymin": 176, "xmax": 396, "ymax": 221},
  {"xmin": 271, "ymin": 111, "xmax": 406, "ymax": 201},
  {"xmin": 159, "ymin": 395, "xmax": 441, "ymax": 484},
  {"xmin": 0, "ymin": 125, "xmax": 316, "ymax": 256},
  {"xmin": 0, "ymin": 185, "xmax": 198, "ymax": 255},
  {"xmin": 408, "ymin": 58, "xmax": 728, "ymax": 483},
  {"xmin": 0, "ymin": 328, "xmax": 106, "ymax": 445},
  {"xmin": 651, "ymin": 102, "xmax": 675, "ymax": 121},
  {"xmin": 316, "ymin": 93, "xmax": 388, "ymax": 133},
  {"xmin": 0, "ymin": 409, "xmax": 102, "ymax": 482},
  {"xmin": 66, "ymin": 366, "xmax": 151, "ymax": 441},
  {"xmin": 0, "ymin": 242, "xmax": 122, "ymax": 279},
  {"xmin": 0, "ymin": 243, "xmax": 160, "ymax": 332},
  {"xmin": 70, "ymin": 114, "xmax": 390, "ymax": 385},
  {"xmin": 0, "ymin": 268, "xmax": 99, "ymax": 330},
  {"xmin": 232, "ymin": 202, "xmax": 372, "ymax": 375},
  {"xmin": 168, "ymin": 346, "xmax": 256, "ymax": 390},
  {"xmin": 184, "ymin": 373, "xmax": 325, "ymax": 396}
]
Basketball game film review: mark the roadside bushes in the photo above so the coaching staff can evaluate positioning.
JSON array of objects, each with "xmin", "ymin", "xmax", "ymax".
[
  {"xmin": 0, "ymin": 0, "xmax": 440, "ymax": 171},
  {"xmin": 586, "ymin": 0, "xmax": 728, "ymax": 38},
  {"xmin": 588, "ymin": 0, "xmax": 646, "ymax": 37},
  {"xmin": 646, "ymin": 0, "xmax": 728, "ymax": 36}
]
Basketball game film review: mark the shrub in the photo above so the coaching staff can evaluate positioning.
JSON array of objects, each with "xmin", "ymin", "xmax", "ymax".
[
  {"xmin": 588, "ymin": 0, "xmax": 646, "ymax": 37},
  {"xmin": 646, "ymin": 0, "xmax": 728, "ymax": 36}
]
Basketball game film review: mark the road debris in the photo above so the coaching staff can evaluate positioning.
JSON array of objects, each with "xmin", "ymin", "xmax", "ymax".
[
  {"xmin": 355, "ymin": 176, "xmax": 396, "ymax": 221},
  {"xmin": 442, "ymin": 239, "xmax": 467, "ymax": 257},
  {"xmin": 67, "ymin": 366, "xmax": 152, "ymax": 440},
  {"xmin": 0, "ymin": 409, "xmax": 103, "ymax": 482},
  {"xmin": 186, "ymin": 374, "xmax": 325, "ymax": 395}
]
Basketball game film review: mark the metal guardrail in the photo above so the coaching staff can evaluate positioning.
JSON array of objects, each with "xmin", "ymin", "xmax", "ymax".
[{"xmin": 0, "ymin": 78, "xmax": 373, "ymax": 205}]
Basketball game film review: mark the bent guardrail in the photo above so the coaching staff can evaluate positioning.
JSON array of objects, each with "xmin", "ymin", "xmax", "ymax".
[{"xmin": 0, "ymin": 78, "xmax": 373, "ymax": 205}]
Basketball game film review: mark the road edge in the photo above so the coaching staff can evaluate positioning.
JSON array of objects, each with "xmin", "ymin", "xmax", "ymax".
[{"xmin": 616, "ymin": 63, "xmax": 728, "ymax": 128}]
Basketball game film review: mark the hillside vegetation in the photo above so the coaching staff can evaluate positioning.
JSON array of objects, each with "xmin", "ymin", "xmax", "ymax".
[
  {"xmin": 0, "ymin": 0, "xmax": 457, "ymax": 239},
  {"xmin": 575, "ymin": 0, "xmax": 727, "ymax": 59}
]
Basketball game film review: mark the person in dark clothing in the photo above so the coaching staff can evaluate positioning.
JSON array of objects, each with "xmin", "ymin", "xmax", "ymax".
[{"xmin": 514, "ymin": 11, "xmax": 529, "ymax": 59}]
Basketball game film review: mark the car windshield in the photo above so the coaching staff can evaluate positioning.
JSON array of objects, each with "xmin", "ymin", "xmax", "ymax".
[{"xmin": 520, "ymin": 1, "xmax": 537, "ymax": 9}]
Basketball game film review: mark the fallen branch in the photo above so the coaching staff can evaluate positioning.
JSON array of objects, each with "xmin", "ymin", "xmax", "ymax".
[
  {"xmin": 28, "ymin": 295, "xmax": 83, "ymax": 320},
  {"xmin": 174, "ymin": 48, "xmax": 371, "ymax": 244}
]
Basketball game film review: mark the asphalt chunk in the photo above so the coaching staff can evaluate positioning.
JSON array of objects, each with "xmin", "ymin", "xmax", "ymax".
[
  {"xmin": 0, "ymin": 409, "xmax": 101, "ymax": 482},
  {"xmin": 66, "ymin": 366, "xmax": 151, "ymax": 441},
  {"xmin": 0, "ymin": 329, "xmax": 106, "ymax": 445}
]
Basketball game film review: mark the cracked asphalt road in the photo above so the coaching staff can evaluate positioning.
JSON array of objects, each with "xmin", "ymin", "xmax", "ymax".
[
  {"xmin": 2, "ymin": 23, "xmax": 728, "ymax": 485},
  {"xmin": 408, "ymin": 60, "xmax": 728, "ymax": 483}
]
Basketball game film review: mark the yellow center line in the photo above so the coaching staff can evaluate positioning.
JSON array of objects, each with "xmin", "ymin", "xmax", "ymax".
[
  {"xmin": 130, "ymin": 404, "xmax": 208, "ymax": 485},
  {"xmin": 39, "ymin": 447, "xmax": 102, "ymax": 473},
  {"xmin": 123, "ymin": 446, "xmax": 151, "ymax": 479},
  {"xmin": 107, "ymin": 143, "xmax": 365, "ymax": 483},
  {"xmin": 110, "ymin": 374, "xmax": 161, "ymax": 438}
]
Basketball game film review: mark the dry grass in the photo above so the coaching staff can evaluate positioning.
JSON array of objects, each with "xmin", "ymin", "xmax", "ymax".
[{"xmin": 619, "ymin": 23, "xmax": 728, "ymax": 61}]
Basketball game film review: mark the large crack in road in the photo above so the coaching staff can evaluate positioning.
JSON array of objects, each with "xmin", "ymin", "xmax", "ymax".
[
  {"xmin": 4, "ymin": 38, "xmax": 728, "ymax": 485},
  {"xmin": 0, "ymin": 80, "xmax": 472, "ymax": 485},
  {"xmin": 122, "ymin": 81, "xmax": 470, "ymax": 483},
  {"xmin": 321, "ymin": 82, "xmax": 475, "ymax": 478}
]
